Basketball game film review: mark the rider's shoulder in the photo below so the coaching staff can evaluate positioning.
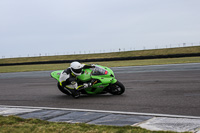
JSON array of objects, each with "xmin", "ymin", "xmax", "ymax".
[{"xmin": 63, "ymin": 68, "xmax": 71, "ymax": 74}]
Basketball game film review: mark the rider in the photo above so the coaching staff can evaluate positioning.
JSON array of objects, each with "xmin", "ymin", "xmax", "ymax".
[{"xmin": 59, "ymin": 61, "xmax": 94, "ymax": 97}]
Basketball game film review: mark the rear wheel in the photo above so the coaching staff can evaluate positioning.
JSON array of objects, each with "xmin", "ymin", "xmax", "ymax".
[
  {"xmin": 109, "ymin": 81, "xmax": 125, "ymax": 95},
  {"xmin": 57, "ymin": 82, "xmax": 80, "ymax": 98},
  {"xmin": 72, "ymin": 91, "xmax": 80, "ymax": 99},
  {"xmin": 57, "ymin": 82, "xmax": 71, "ymax": 95}
]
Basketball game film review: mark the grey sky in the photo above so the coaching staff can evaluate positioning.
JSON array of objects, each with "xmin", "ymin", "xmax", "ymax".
[{"xmin": 0, "ymin": 0, "xmax": 200, "ymax": 58}]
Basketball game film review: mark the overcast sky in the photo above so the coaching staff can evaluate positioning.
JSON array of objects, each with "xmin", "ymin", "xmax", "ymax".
[{"xmin": 0, "ymin": 0, "xmax": 200, "ymax": 58}]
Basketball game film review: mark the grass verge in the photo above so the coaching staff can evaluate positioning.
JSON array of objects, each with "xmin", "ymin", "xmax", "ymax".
[
  {"xmin": 0, "ymin": 56, "xmax": 200, "ymax": 73},
  {"xmin": 0, "ymin": 46, "xmax": 200, "ymax": 64},
  {"xmin": 0, "ymin": 115, "xmax": 180, "ymax": 133}
]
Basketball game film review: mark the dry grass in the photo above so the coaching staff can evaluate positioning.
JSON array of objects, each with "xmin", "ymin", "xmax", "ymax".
[
  {"xmin": 0, "ymin": 46, "xmax": 200, "ymax": 64},
  {"xmin": 0, "ymin": 115, "xmax": 179, "ymax": 133},
  {"xmin": 0, "ymin": 56, "xmax": 200, "ymax": 73}
]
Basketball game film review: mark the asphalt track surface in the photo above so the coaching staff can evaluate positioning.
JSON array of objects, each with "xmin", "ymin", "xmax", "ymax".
[{"xmin": 0, "ymin": 63, "xmax": 200, "ymax": 116}]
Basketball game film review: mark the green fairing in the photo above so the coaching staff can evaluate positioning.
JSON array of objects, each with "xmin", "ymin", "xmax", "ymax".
[
  {"xmin": 51, "ymin": 65, "xmax": 118, "ymax": 95},
  {"xmin": 77, "ymin": 68, "xmax": 92, "ymax": 82},
  {"xmin": 50, "ymin": 70, "xmax": 63, "ymax": 81}
]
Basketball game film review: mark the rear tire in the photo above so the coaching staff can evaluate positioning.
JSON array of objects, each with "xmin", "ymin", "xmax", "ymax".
[
  {"xmin": 72, "ymin": 91, "xmax": 80, "ymax": 99},
  {"xmin": 109, "ymin": 81, "xmax": 125, "ymax": 95},
  {"xmin": 57, "ymin": 82, "xmax": 71, "ymax": 95}
]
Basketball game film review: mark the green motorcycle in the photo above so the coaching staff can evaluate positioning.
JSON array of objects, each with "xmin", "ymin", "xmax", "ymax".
[{"xmin": 51, "ymin": 65, "xmax": 125, "ymax": 98}]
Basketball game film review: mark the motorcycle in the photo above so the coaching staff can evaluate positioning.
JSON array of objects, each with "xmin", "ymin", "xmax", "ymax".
[{"xmin": 50, "ymin": 64, "xmax": 125, "ymax": 98}]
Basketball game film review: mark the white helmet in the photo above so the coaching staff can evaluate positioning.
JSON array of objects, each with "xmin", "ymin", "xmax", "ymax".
[{"xmin": 70, "ymin": 61, "xmax": 83, "ymax": 76}]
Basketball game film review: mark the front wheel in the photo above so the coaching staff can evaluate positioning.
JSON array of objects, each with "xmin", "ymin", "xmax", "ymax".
[{"xmin": 109, "ymin": 81, "xmax": 125, "ymax": 95}]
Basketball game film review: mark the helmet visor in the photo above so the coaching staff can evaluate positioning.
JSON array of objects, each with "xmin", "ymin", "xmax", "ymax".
[{"xmin": 71, "ymin": 68, "xmax": 82, "ymax": 74}]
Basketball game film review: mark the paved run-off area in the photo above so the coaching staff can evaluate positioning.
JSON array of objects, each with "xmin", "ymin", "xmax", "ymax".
[{"xmin": 0, "ymin": 105, "xmax": 200, "ymax": 132}]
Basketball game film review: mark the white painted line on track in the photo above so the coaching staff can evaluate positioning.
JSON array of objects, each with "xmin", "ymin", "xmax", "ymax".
[
  {"xmin": 0, "ymin": 106, "xmax": 41, "ymax": 116},
  {"xmin": 1, "ymin": 105, "xmax": 200, "ymax": 119},
  {"xmin": 136, "ymin": 117, "xmax": 200, "ymax": 132}
]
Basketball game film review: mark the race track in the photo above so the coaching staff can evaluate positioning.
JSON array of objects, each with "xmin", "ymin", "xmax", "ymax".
[{"xmin": 0, "ymin": 63, "xmax": 200, "ymax": 116}]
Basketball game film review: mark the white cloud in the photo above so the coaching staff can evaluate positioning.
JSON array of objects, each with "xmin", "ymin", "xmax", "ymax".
[{"xmin": 0, "ymin": 0, "xmax": 200, "ymax": 57}]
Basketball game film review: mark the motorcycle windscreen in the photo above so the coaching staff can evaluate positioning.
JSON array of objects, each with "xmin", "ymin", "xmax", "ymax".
[{"xmin": 91, "ymin": 66, "xmax": 108, "ymax": 75}]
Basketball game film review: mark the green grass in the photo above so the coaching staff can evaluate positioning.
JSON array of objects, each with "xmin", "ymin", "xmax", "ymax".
[
  {"xmin": 0, "ymin": 115, "xmax": 180, "ymax": 133},
  {"xmin": 0, "ymin": 56, "xmax": 200, "ymax": 73},
  {"xmin": 0, "ymin": 46, "xmax": 200, "ymax": 73},
  {"xmin": 0, "ymin": 46, "xmax": 200, "ymax": 64}
]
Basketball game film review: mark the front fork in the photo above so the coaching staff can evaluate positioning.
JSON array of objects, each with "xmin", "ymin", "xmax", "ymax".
[{"xmin": 104, "ymin": 79, "xmax": 118, "ymax": 92}]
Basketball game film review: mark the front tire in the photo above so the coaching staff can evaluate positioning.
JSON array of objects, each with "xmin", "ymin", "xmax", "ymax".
[{"xmin": 109, "ymin": 81, "xmax": 125, "ymax": 95}]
